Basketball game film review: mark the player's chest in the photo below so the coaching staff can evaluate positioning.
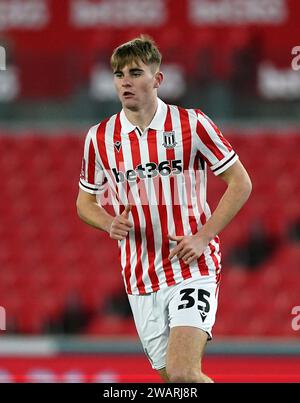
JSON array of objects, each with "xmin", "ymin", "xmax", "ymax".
[
  {"xmin": 101, "ymin": 129, "xmax": 193, "ymax": 167},
  {"xmin": 98, "ymin": 129, "xmax": 196, "ymax": 185}
]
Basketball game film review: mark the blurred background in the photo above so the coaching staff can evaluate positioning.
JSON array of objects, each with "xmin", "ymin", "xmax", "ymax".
[{"xmin": 0, "ymin": 0, "xmax": 300, "ymax": 382}]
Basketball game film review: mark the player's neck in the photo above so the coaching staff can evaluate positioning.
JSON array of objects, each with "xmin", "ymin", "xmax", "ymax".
[{"xmin": 123, "ymin": 98, "xmax": 158, "ymax": 133}]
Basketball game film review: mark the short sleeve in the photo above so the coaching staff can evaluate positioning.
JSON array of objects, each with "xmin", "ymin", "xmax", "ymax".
[
  {"xmin": 194, "ymin": 110, "xmax": 239, "ymax": 175},
  {"xmin": 79, "ymin": 125, "xmax": 107, "ymax": 194}
]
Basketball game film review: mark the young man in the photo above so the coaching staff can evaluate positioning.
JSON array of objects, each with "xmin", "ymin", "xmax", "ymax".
[{"xmin": 76, "ymin": 35, "xmax": 252, "ymax": 383}]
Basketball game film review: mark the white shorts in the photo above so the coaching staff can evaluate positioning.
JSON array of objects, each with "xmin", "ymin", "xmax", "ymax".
[{"xmin": 127, "ymin": 276, "xmax": 219, "ymax": 370}]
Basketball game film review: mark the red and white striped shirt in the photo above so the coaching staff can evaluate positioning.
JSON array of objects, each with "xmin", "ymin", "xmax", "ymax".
[{"xmin": 79, "ymin": 98, "xmax": 238, "ymax": 295}]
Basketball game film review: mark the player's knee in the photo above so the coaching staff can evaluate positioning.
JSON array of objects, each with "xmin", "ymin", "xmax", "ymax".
[{"xmin": 166, "ymin": 367, "xmax": 201, "ymax": 383}]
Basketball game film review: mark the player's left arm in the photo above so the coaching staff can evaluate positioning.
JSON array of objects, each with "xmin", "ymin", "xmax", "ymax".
[
  {"xmin": 169, "ymin": 159, "xmax": 252, "ymax": 264},
  {"xmin": 198, "ymin": 158, "xmax": 252, "ymax": 241}
]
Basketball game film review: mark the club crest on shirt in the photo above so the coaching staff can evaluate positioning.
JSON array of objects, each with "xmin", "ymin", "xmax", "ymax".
[
  {"xmin": 114, "ymin": 141, "xmax": 122, "ymax": 152},
  {"xmin": 162, "ymin": 131, "xmax": 177, "ymax": 149}
]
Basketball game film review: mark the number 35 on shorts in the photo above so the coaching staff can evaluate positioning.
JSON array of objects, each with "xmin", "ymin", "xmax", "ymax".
[{"xmin": 178, "ymin": 288, "xmax": 210, "ymax": 322}]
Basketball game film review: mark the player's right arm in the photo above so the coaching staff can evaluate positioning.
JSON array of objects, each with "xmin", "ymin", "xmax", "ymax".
[
  {"xmin": 76, "ymin": 189, "xmax": 132, "ymax": 240},
  {"xmin": 78, "ymin": 124, "xmax": 132, "ymax": 240}
]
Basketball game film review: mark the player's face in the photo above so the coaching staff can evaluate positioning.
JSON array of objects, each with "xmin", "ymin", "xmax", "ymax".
[{"xmin": 113, "ymin": 61, "xmax": 162, "ymax": 111}]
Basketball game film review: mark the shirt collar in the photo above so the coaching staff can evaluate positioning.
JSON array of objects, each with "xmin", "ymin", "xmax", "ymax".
[{"xmin": 120, "ymin": 98, "xmax": 167, "ymax": 134}]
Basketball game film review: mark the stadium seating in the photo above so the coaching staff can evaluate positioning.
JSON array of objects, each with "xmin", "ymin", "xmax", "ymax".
[{"xmin": 0, "ymin": 132, "xmax": 299, "ymax": 337}]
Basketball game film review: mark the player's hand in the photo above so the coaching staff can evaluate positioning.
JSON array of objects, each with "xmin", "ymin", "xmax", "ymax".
[
  {"xmin": 168, "ymin": 234, "xmax": 207, "ymax": 265},
  {"xmin": 109, "ymin": 205, "xmax": 133, "ymax": 240}
]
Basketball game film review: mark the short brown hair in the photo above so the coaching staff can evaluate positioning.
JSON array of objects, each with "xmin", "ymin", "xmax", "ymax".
[{"xmin": 110, "ymin": 34, "xmax": 162, "ymax": 72}]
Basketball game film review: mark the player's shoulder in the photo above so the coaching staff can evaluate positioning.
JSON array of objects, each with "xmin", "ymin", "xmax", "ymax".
[
  {"xmin": 181, "ymin": 104, "xmax": 215, "ymax": 127},
  {"xmin": 168, "ymin": 103, "xmax": 205, "ymax": 122}
]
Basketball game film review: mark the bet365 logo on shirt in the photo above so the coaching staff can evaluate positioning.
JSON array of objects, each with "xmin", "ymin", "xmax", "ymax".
[{"xmin": 112, "ymin": 159, "xmax": 183, "ymax": 183}]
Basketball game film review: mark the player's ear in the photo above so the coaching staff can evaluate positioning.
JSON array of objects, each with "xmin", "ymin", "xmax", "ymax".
[{"xmin": 154, "ymin": 71, "xmax": 163, "ymax": 89}]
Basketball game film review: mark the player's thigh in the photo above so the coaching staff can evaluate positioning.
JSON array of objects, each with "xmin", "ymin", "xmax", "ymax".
[
  {"xmin": 166, "ymin": 326, "xmax": 208, "ymax": 374},
  {"xmin": 165, "ymin": 277, "xmax": 218, "ymax": 380}
]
